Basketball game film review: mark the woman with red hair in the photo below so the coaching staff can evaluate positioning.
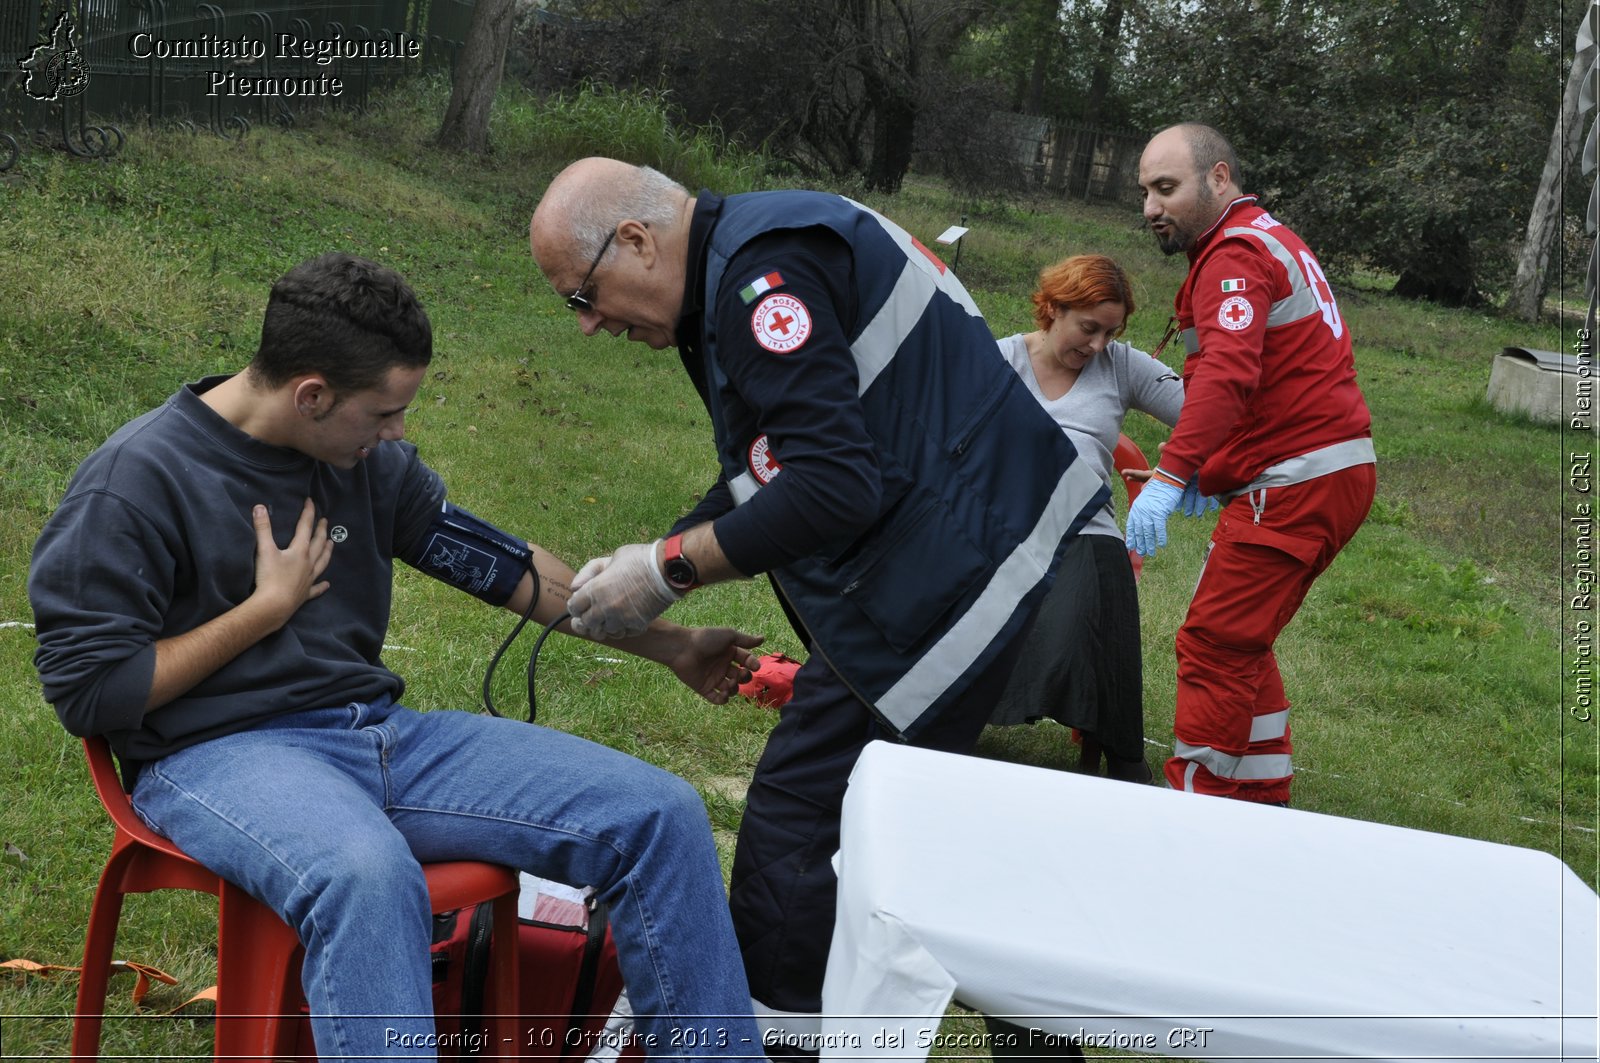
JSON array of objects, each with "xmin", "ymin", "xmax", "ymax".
[{"xmin": 990, "ymin": 253, "xmax": 1186, "ymax": 783}]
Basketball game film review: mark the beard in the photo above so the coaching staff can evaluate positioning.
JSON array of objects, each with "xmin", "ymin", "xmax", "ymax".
[
  {"xmin": 1151, "ymin": 181, "xmax": 1219, "ymax": 255},
  {"xmin": 1154, "ymin": 229, "xmax": 1188, "ymax": 256}
]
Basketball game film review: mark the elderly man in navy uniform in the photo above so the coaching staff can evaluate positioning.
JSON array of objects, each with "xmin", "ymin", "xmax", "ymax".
[{"xmin": 529, "ymin": 159, "xmax": 1105, "ymax": 1056}]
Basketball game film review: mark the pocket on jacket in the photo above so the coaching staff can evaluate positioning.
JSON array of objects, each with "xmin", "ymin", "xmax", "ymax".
[
  {"xmin": 835, "ymin": 489, "xmax": 992, "ymax": 653},
  {"xmin": 945, "ymin": 378, "xmax": 1011, "ymax": 458}
]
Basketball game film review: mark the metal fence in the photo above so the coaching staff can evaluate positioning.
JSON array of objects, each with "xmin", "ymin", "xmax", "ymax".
[
  {"xmin": 1044, "ymin": 121, "xmax": 1146, "ymax": 204},
  {"xmin": 0, "ymin": 0, "xmax": 475, "ymax": 168},
  {"xmin": 1004, "ymin": 116, "xmax": 1146, "ymax": 205}
]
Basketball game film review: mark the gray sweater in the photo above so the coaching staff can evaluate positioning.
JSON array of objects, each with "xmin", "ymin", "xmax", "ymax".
[
  {"xmin": 996, "ymin": 334, "xmax": 1184, "ymax": 538},
  {"xmin": 29, "ymin": 376, "xmax": 446, "ymax": 763}
]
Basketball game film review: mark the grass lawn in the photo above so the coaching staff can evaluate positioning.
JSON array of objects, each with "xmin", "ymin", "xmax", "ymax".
[{"xmin": 0, "ymin": 77, "xmax": 1593, "ymax": 1060}]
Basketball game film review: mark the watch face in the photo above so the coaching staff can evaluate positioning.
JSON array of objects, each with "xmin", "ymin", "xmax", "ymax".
[{"xmin": 665, "ymin": 557, "xmax": 697, "ymax": 590}]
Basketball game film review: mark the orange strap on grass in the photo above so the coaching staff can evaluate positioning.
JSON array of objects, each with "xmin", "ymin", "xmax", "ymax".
[{"xmin": 3, "ymin": 957, "xmax": 180, "ymax": 1008}]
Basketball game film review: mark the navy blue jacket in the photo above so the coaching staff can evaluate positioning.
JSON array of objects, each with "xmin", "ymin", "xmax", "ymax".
[{"xmin": 676, "ymin": 191, "xmax": 1107, "ymax": 737}]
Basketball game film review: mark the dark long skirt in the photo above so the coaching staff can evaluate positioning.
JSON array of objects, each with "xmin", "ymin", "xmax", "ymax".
[{"xmin": 989, "ymin": 532, "xmax": 1145, "ymax": 764}]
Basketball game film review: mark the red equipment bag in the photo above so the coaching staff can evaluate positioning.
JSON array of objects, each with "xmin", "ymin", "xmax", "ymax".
[
  {"xmin": 293, "ymin": 877, "xmax": 641, "ymax": 1061},
  {"xmin": 737, "ymin": 652, "xmax": 803, "ymax": 708},
  {"xmin": 431, "ymin": 874, "xmax": 643, "ymax": 1060}
]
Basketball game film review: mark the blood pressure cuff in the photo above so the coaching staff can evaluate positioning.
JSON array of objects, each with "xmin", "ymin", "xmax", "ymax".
[{"xmin": 400, "ymin": 501, "xmax": 532, "ymax": 606}]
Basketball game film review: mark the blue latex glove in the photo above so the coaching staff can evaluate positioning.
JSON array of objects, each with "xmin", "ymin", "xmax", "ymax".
[
  {"xmin": 1178, "ymin": 478, "xmax": 1220, "ymax": 517},
  {"xmin": 1125, "ymin": 477, "xmax": 1185, "ymax": 557}
]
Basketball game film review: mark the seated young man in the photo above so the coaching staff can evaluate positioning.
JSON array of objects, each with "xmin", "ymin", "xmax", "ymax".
[{"xmin": 29, "ymin": 252, "xmax": 764, "ymax": 1060}]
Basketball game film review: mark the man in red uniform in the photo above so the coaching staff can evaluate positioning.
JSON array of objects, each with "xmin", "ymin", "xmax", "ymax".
[{"xmin": 1127, "ymin": 123, "xmax": 1376, "ymax": 804}]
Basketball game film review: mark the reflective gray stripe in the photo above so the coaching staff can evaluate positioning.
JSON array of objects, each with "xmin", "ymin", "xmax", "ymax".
[
  {"xmin": 845, "ymin": 198, "xmax": 984, "ymax": 396},
  {"xmin": 728, "ymin": 204, "xmax": 987, "ymax": 503},
  {"xmin": 1249, "ymin": 709, "xmax": 1289, "ymax": 743},
  {"xmin": 1233, "ymin": 753, "xmax": 1293, "ymax": 780},
  {"xmin": 874, "ymin": 457, "xmax": 1106, "ymax": 730},
  {"xmin": 729, "ymin": 470, "xmax": 761, "ymax": 505},
  {"xmin": 1190, "ymin": 540, "xmax": 1214, "ymax": 602},
  {"xmin": 1222, "ymin": 226, "xmax": 1322, "ymax": 327},
  {"xmin": 852, "ymin": 258, "xmax": 933, "ymax": 394},
  {"xmin": 1217, "ymin": 438, "xmax": 1379, "ymax": 504},
  {"xmin": 846, "ymin": 198, "xmax": 983, "ymax": 315},
  {"xmin": 1173, "ymin": 739, "xmax": 1240, "ymax": 778},
  {"xmin": 1267, "ymin": 285, "xmax": 1322, "ymax": 327},
  {"xmin": 1173, "ymin": 739, "xmax": 1293, "ymax": 781},
  {"xmin": 1183, "ymin": 226, "xmax": 1326, "ymax": 358}
]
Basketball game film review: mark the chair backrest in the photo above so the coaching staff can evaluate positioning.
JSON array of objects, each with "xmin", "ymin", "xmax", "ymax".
[
  {"xmin": 1112, "ymin": 433, "xmax": 1150, "ymax": 506},
  {"xmin": 82, "ymin": 735, "xmax": 191, "ymax": 860}
]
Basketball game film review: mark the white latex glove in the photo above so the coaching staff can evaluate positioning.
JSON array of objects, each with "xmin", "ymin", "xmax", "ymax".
[{"xmin": 567, "ymin": 540, "xmax": 681, "ymax": 639}]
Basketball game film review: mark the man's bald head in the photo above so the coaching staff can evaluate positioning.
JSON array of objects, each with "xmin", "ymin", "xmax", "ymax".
[
  {"xmin": 1152, "ymin": 123, "xmax": 1243, "ymax": 193},
  {"xmin": 528, "ymin": 158, "xmax": 696, "ymax": 350},
  {"xmin": 530, "ymin": 158, "xmax": 690, "ymax": 276},
  {"xmin": 1139, "ymin": 124, "xmax": 1245, "ymax": 255}
]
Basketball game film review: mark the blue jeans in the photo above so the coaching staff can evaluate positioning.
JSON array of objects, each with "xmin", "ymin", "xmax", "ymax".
[{"xmin": 131, "ymin": 698, "xmax": 762, "ymax": 1060}]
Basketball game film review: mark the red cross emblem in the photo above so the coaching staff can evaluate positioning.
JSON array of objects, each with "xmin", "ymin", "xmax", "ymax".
[
  {"xmin": 748, "ymin": 434, "xmax": 783, "ymax": 484},
  {"xmin": 1217, "ymin": 295, "xmax": 1254, "ymax": 332},
  {"xmin": 752, "ymin": 293, "xmax": 812, "ymax": 354}
]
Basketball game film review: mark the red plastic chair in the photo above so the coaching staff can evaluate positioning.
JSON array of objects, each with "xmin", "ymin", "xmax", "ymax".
[
  {"xmin": 1112, "ymin": 433, "xmax": 1149, "ymax": 580},
  {"xmin": 74, "ymin": 735, "xmax": 522, "ymax": 1061}
]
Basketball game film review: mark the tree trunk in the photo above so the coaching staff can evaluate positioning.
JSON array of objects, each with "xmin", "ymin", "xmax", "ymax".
[
  {"xmin": 1506, "ymin": 22, "xmax": 1592, "ymax": 321},
  {"xmin": 1469, "ymin": 0, "xmax": 1532, "ymax": 94},
  {"xmin": 1022, "ymin": 35, "xmax": 1049, "ymax": 114},
  {"xmin": 1020, "ymin": 0, "xmax": 1057, "ymax": 113},
  {"xmin": 1044, "ymin": 119, "xmax": 1072, "ymax": 192},
  {"xmin": 1069, "ymin": 0, "xmax": 1125, "ymax": 198},
  {"xmin": 436, "ymin": 0, "xmax": 517, "ymax": 154},
  {"xmin": 1394, "ymin": 226, "xmax": 1484, "ymax": 307},
  {"xmin": 1397, "ymin": 0, "xmax": 1531, "ymax": 306},
  {"xmin": 858, "ymin": 0, "xmax": 920, "ymax": 193},
  {"xmin": 865, "ymin": 90, "xmax": 916, "ymax": 193}
]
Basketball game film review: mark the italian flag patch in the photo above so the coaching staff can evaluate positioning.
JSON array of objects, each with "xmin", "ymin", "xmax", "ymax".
[
  {"xmin": 739, "ymin": 272, "xmax": 785, "ymax": 304},
  {"xmin": 1220, "ymin": 278, "xmax": 1247, "ymax": 292}
]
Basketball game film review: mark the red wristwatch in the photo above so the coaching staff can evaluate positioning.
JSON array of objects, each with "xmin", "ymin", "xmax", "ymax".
[{"xmin": 661, "ymin": 534, "xmax": 701, "ymax": 592}]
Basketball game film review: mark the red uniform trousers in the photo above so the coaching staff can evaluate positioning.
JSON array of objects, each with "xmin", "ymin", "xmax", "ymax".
[{"xmin": 1165, "ymin": 463, "xmax": 1376, "ymax": 803}]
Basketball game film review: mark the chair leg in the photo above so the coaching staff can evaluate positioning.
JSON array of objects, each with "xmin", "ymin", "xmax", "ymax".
[
  {"xmin": 213, "ymin": 883, "xmax": 301, "ymax": 1062},
  {"xmin": 70, "ymin": 862, "xmax": 129, "ymax": 1060},
  {"xmin": 486, "ymin": 890, "xmax": 522, "ymax": 1061}
]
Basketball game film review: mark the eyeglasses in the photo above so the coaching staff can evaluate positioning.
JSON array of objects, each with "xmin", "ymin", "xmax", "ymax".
[{"xmin": 565, "ymin": 228, "xmax": 617, "ymax": 313}]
